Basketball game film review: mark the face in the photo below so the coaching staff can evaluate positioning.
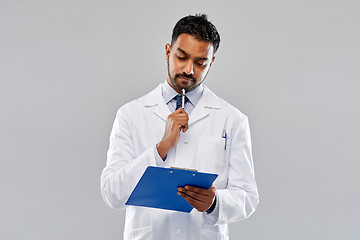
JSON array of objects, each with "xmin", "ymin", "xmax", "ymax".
[{"xmin": 166, "ymin": 34, "xmax": 215, "ymax": 93}]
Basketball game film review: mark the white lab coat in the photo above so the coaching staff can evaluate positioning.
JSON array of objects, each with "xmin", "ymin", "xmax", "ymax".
[{"xmin": 101, "ymin": 83, "xmax": 259, "ymax": 240}]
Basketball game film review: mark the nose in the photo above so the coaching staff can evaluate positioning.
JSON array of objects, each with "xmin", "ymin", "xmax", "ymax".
[{"xmin": 183, "ymin": 61, "xmax": 194, "ymax": 75}]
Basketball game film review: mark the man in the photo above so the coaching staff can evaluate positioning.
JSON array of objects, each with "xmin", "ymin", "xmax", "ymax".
[{"xmin": 101, "ymin": 14, "xmax": 259, "ymax": 240}]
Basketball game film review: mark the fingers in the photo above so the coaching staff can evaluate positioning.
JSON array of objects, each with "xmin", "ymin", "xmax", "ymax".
[
  {"xmin": 174, "ymin": 108, "xmax": 185, "ymax": 113},
  {"xmin": 179, "ymin": 186, "xmax": 214, "ymax": 197},
  {"xmin": 177, "ymin": 193, "xmax": 211, "ymax": 212},
  {"xmin": 177, "ymin": 185, "xmax": 216, "ymax": 212},
  {"xmin": 159, "ymin": 108, "xmax": 189, "ymax": 156},
  {"xmin": 176, "ymin": 109, "xmax": 188, "ymax": 132},
  {"xmin": 179, "ymin": 192, "xmax": 205, "ymax": 208},
  {"xmin": 178, "ymin": 188, "xmax": 207, "ymax": 200},
  {"xmin": 168, "ymin": 110, "xmax": 189, "ymax": 131},
  {"xmin": 182, "ymin": 123, "xmax": 188, "ymax": 132}
]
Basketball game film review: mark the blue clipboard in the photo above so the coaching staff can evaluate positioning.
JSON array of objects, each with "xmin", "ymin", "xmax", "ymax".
[{"xmin": 125, "ymin": 166, "xmax": 218, "ymax": 213}]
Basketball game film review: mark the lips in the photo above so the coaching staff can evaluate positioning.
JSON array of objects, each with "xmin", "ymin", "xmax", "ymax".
[
  {"xmin": 180, "ymin": 77, "xmax": 190, "ymax": 81},
  {"xmin": 177, "ymin": 76, "xmax": 194, "ymax": 82}
]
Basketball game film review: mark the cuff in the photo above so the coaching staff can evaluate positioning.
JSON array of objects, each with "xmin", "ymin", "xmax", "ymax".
[
  {"xmin": 203, "ymin": 191, "xmax": 219, "ymax": 225},
  {"xmin": 154, "ymin": 145, "xmax": 166, "ymax": 167},
  {"xmin": 206, "ymin": 196, "xmax": 217, "ymax": 213}
]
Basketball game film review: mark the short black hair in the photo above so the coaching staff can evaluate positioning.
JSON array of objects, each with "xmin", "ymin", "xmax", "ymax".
[{"xmin": 171, "ymin": 14, "xmax": 221, "ymax": 54}]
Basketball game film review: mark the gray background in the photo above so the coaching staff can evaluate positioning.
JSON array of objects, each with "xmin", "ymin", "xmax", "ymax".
[{"xmin": 1, "ymin": 0, "xmax": 359, "ymax": 239}]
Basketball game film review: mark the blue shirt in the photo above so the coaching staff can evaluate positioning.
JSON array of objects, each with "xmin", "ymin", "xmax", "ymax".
[{"xmin": 162, "ymin": 79, "xmax": 204, "ymax": 115}]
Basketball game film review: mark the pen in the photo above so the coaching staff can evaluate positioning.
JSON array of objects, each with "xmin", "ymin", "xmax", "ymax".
[
  {"xmin": 222, "ymin": 129, "xmax": 227, "ymax": 150},
  {"xmin": 181, "ymin": 89, "xmax": 185, "ymax": 109}
]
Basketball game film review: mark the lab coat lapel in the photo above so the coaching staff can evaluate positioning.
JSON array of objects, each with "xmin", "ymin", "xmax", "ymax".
[
  {"xmin": 188, "ymin": 86, "xmax": 220, "ymax": 126},
  {"xmin": 144, "ymin": 84, "xmax": 171, "ymax": 121}
]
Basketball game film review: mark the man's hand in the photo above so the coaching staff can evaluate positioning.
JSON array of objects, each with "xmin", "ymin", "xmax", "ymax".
[
  {"xmin": 177, "ymin": 185, "xmax": 216, "ymax": 212},
  {"xmin": 157, "ymin": 108, "xmax": 189, "ymax": 159}
]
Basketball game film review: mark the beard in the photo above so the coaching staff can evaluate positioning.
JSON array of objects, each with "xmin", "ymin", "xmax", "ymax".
[{"xmin": 167, "ymin": 61, "xmax": 202, "ymax": 93}]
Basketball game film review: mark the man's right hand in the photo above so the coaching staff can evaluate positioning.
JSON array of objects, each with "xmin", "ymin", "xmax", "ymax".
[{"xmin": 156, "ymin": 108, "xmax": 189, "ymax": 159}]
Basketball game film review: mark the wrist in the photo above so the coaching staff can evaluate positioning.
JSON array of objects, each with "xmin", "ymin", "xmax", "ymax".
[
  {"xmin": 156, "ymin": 141, "xmax": 171, "ymax": 159},
  {"xmin": 206, "ymin": 196, "xmax": 216, "ymax": 213}
]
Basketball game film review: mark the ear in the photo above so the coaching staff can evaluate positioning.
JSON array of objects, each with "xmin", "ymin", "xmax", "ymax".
[
  {"xmin": 165, "ymin": 43, "xmax": 171, "ymax": 62},
  {"xmin": 210, "ymin": 56, "xmax": 215, "ymax": 67}
]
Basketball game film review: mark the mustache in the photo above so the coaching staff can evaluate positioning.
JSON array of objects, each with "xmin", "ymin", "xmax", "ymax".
[{"xmin": 175, "ymin": 73, "xmax": 196, "ymax": 81}]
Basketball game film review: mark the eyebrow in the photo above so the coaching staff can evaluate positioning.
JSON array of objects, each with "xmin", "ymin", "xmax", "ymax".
[{"xmin": 176, "ymin": 48, "xmax": 208, "ymax": 61}]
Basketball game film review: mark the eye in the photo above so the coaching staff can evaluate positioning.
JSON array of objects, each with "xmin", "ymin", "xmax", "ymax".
[
  {"xmin": 176, "ymin": 55, "xmax": 186, "ymax": 60},
  {"xmin": 196, "ymin": 62, "xmax": 206, "ymax": 67}
]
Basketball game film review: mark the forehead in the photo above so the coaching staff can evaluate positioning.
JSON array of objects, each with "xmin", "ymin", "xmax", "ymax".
[{"xmin": 172, "ymin": 33, "xmax": 214, "ymax": 58}]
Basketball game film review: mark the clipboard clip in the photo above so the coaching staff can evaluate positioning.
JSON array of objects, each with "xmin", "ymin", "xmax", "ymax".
[{"xmin": 170, "ymin": 166, "xmax": 198, "ymax": 172}]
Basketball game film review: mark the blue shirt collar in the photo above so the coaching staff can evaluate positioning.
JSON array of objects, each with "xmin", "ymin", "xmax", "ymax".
[{"xmin": 162, "ymin": 80, "xmax": 204, "ymax": 106}]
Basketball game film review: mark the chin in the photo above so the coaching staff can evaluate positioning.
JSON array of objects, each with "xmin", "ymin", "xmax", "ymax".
[{"xmin": 179, "ymin": 83, "xmax": 194, "ymax": 91}]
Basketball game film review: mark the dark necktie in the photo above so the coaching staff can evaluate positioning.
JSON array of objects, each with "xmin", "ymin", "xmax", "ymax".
[{"xmin": 175, "ymin": 94, "xmax": 189, "ymax": 110}]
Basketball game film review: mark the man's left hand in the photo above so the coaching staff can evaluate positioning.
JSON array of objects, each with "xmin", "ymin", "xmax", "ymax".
[{"xmin": 177, "ymin": 185, "xmax": 216, "ymax": 212}]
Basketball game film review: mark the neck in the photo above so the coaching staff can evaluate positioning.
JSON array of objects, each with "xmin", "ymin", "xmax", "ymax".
[{"xmin": 167, "ymin": 77, "xmax": 182, "ymax": 94}]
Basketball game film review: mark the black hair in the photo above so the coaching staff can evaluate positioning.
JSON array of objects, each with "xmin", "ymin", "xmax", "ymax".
[{"xmin": 171, "ymin": 14, "xmax": 221, "ymax": 54}]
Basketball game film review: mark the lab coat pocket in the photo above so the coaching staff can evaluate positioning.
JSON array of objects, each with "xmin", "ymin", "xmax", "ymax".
[
  {"xmin": 196, "ymin": 136, "xmax": 227, "ymax": 178},
  {"xmin": 123, "ymin": 226, "xmax": 152, "ymax": 240}
]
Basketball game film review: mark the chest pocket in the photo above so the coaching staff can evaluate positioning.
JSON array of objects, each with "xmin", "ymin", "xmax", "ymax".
[{"xmin": 195, "ymin": 135, "xmax": 228, "ymax": 178}]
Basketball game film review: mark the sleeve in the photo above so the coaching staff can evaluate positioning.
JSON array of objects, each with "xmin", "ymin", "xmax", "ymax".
[
  {"xmin": 100, "ymin": 108, "xmax": 157, "ymax": 210},
  {"xmin": 204, "ymin": 116, "xmax": 259, "ymax": 225},
  {"xmin": 154, "ymin": 145, "xmax": 166, "ymax": 167}
]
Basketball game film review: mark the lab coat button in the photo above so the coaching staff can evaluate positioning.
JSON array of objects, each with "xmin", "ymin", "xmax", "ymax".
[
  {"xmin": 176, "ymin": 229, "xmax": 181, "ymax": 234},
  {"xmin": 184, "ymin": 141, "xmax": 188, "ymax": 144}
]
